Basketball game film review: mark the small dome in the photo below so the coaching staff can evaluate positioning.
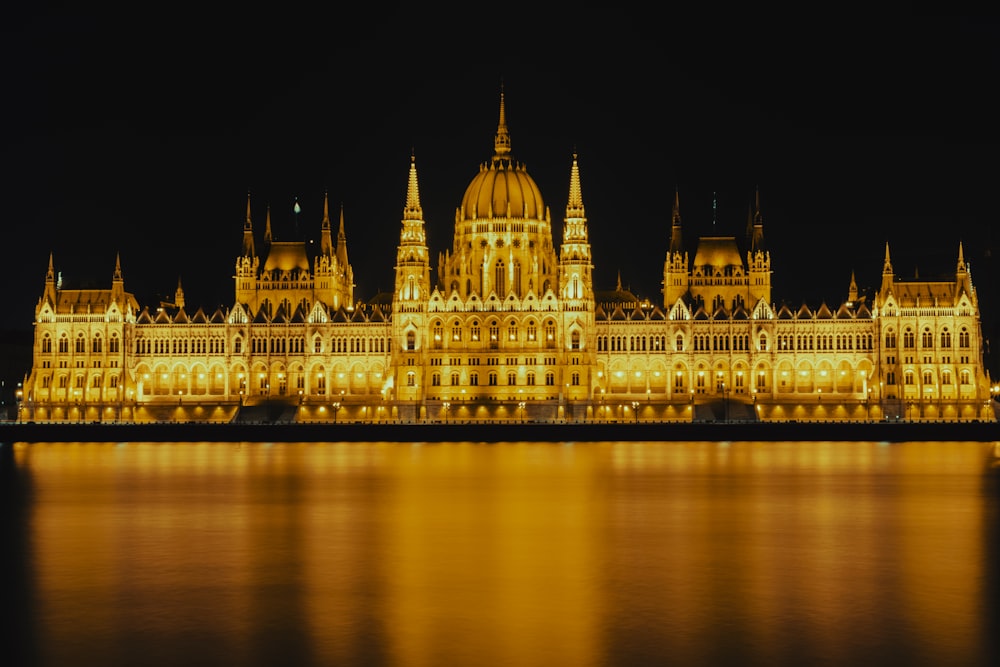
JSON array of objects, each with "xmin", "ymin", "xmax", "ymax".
[
  {"xmin": 459, "ymin": 159, "xmax": 545, "ymax": 221},
  {"xmin": 262, "ymin": 241, "xmax": 310, "ymax": 273}
]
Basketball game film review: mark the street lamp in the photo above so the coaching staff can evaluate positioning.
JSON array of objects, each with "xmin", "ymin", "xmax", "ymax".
[
  {"xmin": 15, "ymin": 382, "xmax": 23, "ymax": 423},
  {"xmin": 518, "ymin": 401, "xmax": 526, "ymax": 423},
  {"xmin": 631, "ymin": 400, "xmax": 639, "ymax": 423},
  {"xmin": 333, "ymin": 401, "xmax": 340, "ymax": 423},
  {"xmin": 443, "ymin": 401, "xmax": 450, "ymax": 423}
]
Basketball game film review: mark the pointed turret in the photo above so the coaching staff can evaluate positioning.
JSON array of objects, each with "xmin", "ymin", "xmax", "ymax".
[
  {"xmin": 669, "ymin": 187, "xmax": 683, "ymax": 255},
  {"xmin": 559, "ymin": 152, "xmax": 594, "ymax": 304},
  {"xmin": 748, "ymin": 187, "xmax": 765, "ymax": 254},
  {"xmin": 743, "ymin": 186, "xmax": 772, "ymax": 307},
  {"xmin": 400, "ymin": 152, "xmax": 427, "ymax": 246},
  {"xmin": 111, "ymin": 252, "xmax": 125, "ymax": 305},
  {"xmin": 848, "ymin": 271, "xmax": 858, "ymax": 304},
  {"xmin": 319, "ymin": 191, "xmax": 334, "ymax": 257},
  {"xmin": 42, "ymin": 252, "xmax": 57, "ymax": 306},
  {"xmin": 562, "ymin": 152, "xmax": 588, "ymax": 243},
  {"xmin": 264, "ymin": 205, "xmax": 273, "ymax": 244},
  {"xmin": 493, "ymin": 84, "xmax": 511, "ymax": 163},
  {"xmin": 174, "ymin": 276, "xmax": 185, "ymax": 310},
  {"xmin": 395, "ymin": 152, "xmax": 431, "ymax": 305},
  {"xmin": 956, "ymin": 241, "xmax": 976, "ymax": 305},
  {"xmin": 663, "ymin": 187, "xmax": 691, "ymax": 307},
  {"xmin": 236, "ymin": 193, "xmax": 261, "ymax": 305},
  {"xmin": 337, "ymin": 203, "xmax": 350, "ymax": 270},
  {"xmin": 879, "ymin": 242, "xmax": 895, "ymax": 295},
  {"xmin": 242, "ymin": 191, "xmax": 256, "ymax": 257}
]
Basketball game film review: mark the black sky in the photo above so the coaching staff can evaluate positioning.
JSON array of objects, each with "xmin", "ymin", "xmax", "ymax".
[{"xmin": 3, "ymin": 9, "xmax": 999, "ymax": 369}]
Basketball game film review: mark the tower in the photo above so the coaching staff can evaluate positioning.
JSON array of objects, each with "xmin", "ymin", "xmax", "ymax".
[{"xmin": 392, "ymin": 153, "xmax": 432, "ymax": 402}]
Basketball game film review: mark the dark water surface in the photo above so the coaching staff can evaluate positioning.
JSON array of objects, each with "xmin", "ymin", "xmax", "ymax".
[{"xmin": 3, "ymin": 440, "xmax": 999, "ymax": 667}]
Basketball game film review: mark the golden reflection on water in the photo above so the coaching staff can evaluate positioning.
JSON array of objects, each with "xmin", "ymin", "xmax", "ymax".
[{"xmin": 9, "ymin": 440, "xmax": 999, "ymax": 667}]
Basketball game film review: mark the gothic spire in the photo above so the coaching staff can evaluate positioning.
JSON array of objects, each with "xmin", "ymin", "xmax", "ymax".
[
  {"xmin": 669, "ymin": 187, "xmax": 683, "ymax": 255},
  {"xmin": 399, "ymin": 152, "xmax": 427, "ymax": 246},
  {"xmin": 406, "ymin": 149, "xmax": 422, "ymax": 215},
  {"xmin": 242, "ymin": 191, "xmax": 256, "ymax": 257},
  {"xmin": 493, "ymin": 84, "xmax": 511, "ymax": 162},
  {"xmin": 113, "ymin": 252, "xmax": 122, "ymax": 282},
  {"xmin": 562, "ymin": 152, "xmax": 588, "ymax": 243},
  {"xmin": 320, "ymin": 190, "xmax": 334, "ymax": 257},
  {"xmin": 337, "ymin": 203, "xmax": 349, "ymax": 269},
  {"xmin": 264, "ymin": 205, "xmax": 273, "ymax": 244},
  {"xmin": 748, "ymin": 186, "xmax": 765, "ymax": 254}
]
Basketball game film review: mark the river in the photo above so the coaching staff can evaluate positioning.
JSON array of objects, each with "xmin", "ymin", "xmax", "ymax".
[{"xmin": 2, "ymin": 440, "xmax": 999, "ymax": 666}]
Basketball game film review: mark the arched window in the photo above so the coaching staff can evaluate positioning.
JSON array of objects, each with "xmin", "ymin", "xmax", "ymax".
[
  {"xmin": 571, "ymin": 331, "xmax": 580, "ymax": 350},
  {"xmin": 940, "ymin": 329, "xmax": 951, "ymax": 348},
  {"xmin": 432, "ymin": 321, "xmax": 443, "ymax": 348},
  {"xmin": 406, "ymin": 331, "xmax": 416, "ymax": 351},
  {"xmin": 959, "ymin": 328, "xmax": 970, "ymax": 348},
  {"xmin": 494, "ymin": 260, "xmax": 506, "ymax": 295},
  {"xmin": 42, "ymin": 334, "xmax": 52, "ymax": 353},
  {"xmin": 921, "ymin": 328, "xmax": 933, "ymax": 348}
]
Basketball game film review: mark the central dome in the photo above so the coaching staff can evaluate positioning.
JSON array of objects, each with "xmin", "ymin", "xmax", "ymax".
[
  {"xmin": 457, "ymin": 91, "xmax": 545, "ymax": 222},
  {"xmin": 459, "ymin": 159, "xmax": 545, "ymax": 220}
]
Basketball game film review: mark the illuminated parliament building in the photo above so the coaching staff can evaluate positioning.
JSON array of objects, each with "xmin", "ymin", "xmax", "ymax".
[{"xmin": 20, "ymin": 93, "xmax": 996, "ymax": 424}]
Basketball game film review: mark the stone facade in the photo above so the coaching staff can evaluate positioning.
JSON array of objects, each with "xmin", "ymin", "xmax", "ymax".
[{"xmin": 19, "ymin": 93, "xmax": 995, "ymax": 423}]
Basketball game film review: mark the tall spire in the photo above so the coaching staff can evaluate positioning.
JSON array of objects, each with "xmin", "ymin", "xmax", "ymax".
[
  {"xmin": 395, "ymin": 151, "xmax": 430, "ymax": 306},
  {"xmin": 562, "ymin": 152, "xmax": 588, "ymax": 242},
  {"xmin": 669, "ymin": 187, "xmax": 683, "ymax": 254},
  {"xmin": 113, "ymin": 252, "xmax": 122, "ymax": 282},
  {"xmin": 337, "ymin": 203, "xmax": 349, "ymax": 269},
  {"xmin": 400, "ymin": 152, "xmax": 426, "ymax": 245},
  {"xmin": 264, "ymin": 205, "xmax": 273, "ymax": 244},
  {"xmin": 957, "ymin": 241, "xmax": 967, "ymax": 272},
  {"xmin": 320, "ymin": 191, "xmax": 334, "ymax": 257},
  {"xmin": 748, "ymin": 187, "xmax": 765, "ymax": 254},
  {"xmin": 174, "ymin": 276, "xmax": 185, "ymax": 310},
  {"xmin": 493, "ymin": 84, "xmax": 511, "ymax": 162},
  {"xmin": 406, "ymin": 149, "xmax": 422, "ymax": 214},
  {"xmin": 242, "ymin": 191, "xmax": 256, "ymax": 257},
  {"xmin": 883, "ymin": 242, "xmax": 893, "ymax": 274}
]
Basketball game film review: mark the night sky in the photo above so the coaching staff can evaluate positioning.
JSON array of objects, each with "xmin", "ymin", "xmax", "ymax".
[{"xmin": 3, "ymin": 8, "xmax": 998, "ymax": 371}]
